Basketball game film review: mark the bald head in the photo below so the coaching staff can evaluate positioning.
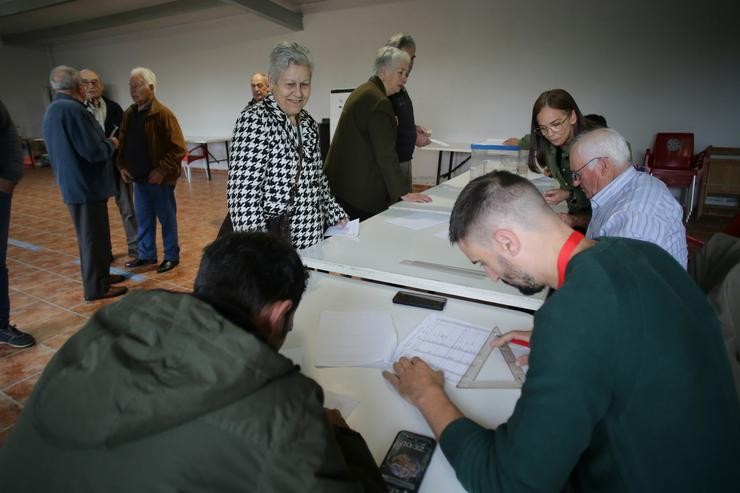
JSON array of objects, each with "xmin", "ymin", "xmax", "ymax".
[
  {"xmin": 449, "ymin": 171, "xmax": 556, "ymax": 245},
  {"xmin": 250, "ymin": 72, "xmax": 269, "ymax": 102},
  {"xmin": 80, "ymin": 69, "xmax": 103, "ymax": 102}
]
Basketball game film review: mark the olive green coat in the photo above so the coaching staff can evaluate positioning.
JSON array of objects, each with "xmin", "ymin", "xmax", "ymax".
[
  {"xmin": 324, "ymin": 76, "xmax": 405, "ymax": 216},
  {"xmin": 0, "ymin": 290, "xmax": 385, "ymax": 493}
]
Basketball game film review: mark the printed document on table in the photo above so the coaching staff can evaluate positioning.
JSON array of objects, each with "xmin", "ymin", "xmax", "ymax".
[
  {"xmin": 385, "ymin": 212, "xmax": 448, "ymax": 231},
  {"xmin": 316, "ymin": 311, "xmax": 397, "ymax": 368},
  {"xmin": 325, "ymin": 219, "xmax": 360, "ymax": 237},
  {"xmin": 394, "ymin": 314, "xmax": 506, "ymax": 385}
]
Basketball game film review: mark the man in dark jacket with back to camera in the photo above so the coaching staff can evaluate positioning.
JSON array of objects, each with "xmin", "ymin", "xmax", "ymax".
[
  {"xmin": 41, "ymin": 65, "xmax": 127, "ymax": 302},
  {"xmin": 0, "ymin": 232, "xmax": 386, "ymax": 493}
]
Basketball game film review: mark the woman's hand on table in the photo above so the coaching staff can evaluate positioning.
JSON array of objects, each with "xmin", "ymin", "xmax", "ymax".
[{"xmin": 401, "ymin": 193, "xmax": 432, "ymax": 203}]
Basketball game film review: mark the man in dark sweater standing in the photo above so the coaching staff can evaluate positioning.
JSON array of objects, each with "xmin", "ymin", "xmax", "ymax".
[
  {"xmin": 384, "ymin": 171, "xmax": 740, "ymax": 492},
  {"xmin": 81, "ymin": 69, "xmax": 138, "ymax": 259},
  {"xmin": 386, "ymin": 33, "xmax": 431, "ymax": 193},
  {"xmin": 42, "ymin": 66, "xmax": 127, "ymax": 302},
  {"xmin": 0, "ymin": 100, "xmax": 35, "ymax": 347}
]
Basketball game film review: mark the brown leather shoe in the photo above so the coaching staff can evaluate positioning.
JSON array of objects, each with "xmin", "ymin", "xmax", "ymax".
[
  {"xmin": 85, "ymin": 285, "xmax": 128, "ymax": 302},
  {"xmin": 105, "ymin": 274, "xmax": 126, "ymax": 284}
]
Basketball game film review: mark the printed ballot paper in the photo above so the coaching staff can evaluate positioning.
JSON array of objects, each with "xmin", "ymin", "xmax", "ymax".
[
  {"xmin": 315, "ymin": 311, "xmax": 398, "ymax": 368},
  {"xmin": 394, "ymin": 314, "xmax": 518, "ymax": 386}
]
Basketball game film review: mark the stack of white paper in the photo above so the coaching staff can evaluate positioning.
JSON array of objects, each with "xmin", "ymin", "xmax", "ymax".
[{"xmin": 315, "ymin": 311, "xmax": 397, "ymax": 368}]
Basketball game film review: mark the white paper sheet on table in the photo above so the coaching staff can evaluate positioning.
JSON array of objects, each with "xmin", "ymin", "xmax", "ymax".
[
  {"xmin": 393, "ymin": 314, "xmax": 509, "ymax": 385},
  {"xmin": 325, "ymin": 219, "xmax": 360, "ymax": 237},
  {"xmin": 385, "ymin": 212, "xmax": 448, "ymax": 231},
  {"xmin": 429, "ymin": 138, "xmax": 450, "ymax": 147},
  {"xmin": 324, "ymin": 390, "xmax": 360, "ymax": 418},
  {"xmin": 315, "ymin": 311, "xmax": 397, "ymax": 368}
]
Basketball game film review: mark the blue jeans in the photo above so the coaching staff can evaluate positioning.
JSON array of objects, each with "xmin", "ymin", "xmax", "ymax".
[
  {"xmin": 0, "ymin": 191, "xmax": 11, "ymax": 327},
  {"xmin": 134, "ymin": 182, "xmax": 179, "ymax": 262}
]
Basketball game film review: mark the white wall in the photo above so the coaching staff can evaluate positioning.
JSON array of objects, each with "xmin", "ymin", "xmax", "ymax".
[
  {"xmin": 0, "ymin": 45, "xmax": 53, "ymax": 138},
  {"xmin": 7, "ymin": 0, "xmax": 740, "ymax": 183}
]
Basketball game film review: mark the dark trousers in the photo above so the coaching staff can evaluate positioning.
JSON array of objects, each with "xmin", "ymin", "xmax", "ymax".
[
  {"xmin": 336, "ymin": 197, "xmax": 373, "ymax": 222},
  {"xmin": 217, "ymin": 213, "xmax": 233, "ymax": 239},
  {"xmin": 113, "ymin": 173, "xmax": 138, "ymax": 255},
  {"xmin": 68, "ymin": 200, "xmax": 112, "ymax": 299},
  {"xmin": 0, "ymin": 191, "xmax": 11, "ymax": 327},
  {"xmin": 134, "ymin": 182, "xmax": 179, "ymax": 262}
]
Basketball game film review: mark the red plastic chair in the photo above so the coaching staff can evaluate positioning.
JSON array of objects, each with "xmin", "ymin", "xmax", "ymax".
[
  {"xmin": 643, "ymin": 133, "xmax": 707, "ymax": 222},
  {"xmin": 181, "ymin": 144, "xmax": 206, "ymax": 183}
]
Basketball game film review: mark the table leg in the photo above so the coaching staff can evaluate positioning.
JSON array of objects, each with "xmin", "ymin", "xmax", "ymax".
[
  {"xmin": 204, "ymin": 143, "xmax": 212, "ymax": 180},
  {"xmin": 436, "ymin": 151, "xmax": 443, "ymax": 185}
]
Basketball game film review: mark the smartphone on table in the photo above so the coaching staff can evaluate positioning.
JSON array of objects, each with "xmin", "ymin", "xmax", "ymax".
[
  {"xmin": 392, "ymin": 291, "xmax": 447, "ymax": 311},
  {"xmin": 379, "ymin": 430, "xmax": 436, "ymax": 492}
]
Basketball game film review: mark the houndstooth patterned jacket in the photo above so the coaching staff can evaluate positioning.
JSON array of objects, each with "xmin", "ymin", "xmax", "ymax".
[{"xmin": 227, "ymin": 93, "xmax": 346, "ymax": 250}]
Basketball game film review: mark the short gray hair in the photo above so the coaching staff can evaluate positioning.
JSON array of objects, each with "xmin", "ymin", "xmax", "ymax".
[
  {"xmin": 386, "ymin": 33, "xmax": 416, "ymax": 50},
  {"xmin": 373, "ymin": 46, "xmax": 410, "ymax": 76},
  {"xmin": 130, "ymin": 67, "xmax": 157, "ymax": 89},
  {"xmin": 571, "ymin": 128, "xmax": 632, "ymax": 171},
  {"xmin": 269, "ymin": 42, "xmax": 313, "ymax": 83},
  {"xmin": 49, "ymin": 65, "xmax": 81, "ymax": 91}
]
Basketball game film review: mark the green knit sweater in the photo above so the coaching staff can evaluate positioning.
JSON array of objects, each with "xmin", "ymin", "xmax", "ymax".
[{"xmin": 440, "ymin": 238, "xmax": 740, "ymax": 492}]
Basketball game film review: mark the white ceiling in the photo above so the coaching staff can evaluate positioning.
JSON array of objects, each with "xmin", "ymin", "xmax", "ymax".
[{"xmin": 0, "ymin": 0, "xmax": 386, "ymax": 45}]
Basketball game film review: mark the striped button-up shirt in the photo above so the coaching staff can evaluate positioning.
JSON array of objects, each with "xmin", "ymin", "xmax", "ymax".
[{"xmin": 586, "ymin": 166, "xmax": 687, "ymax": 268}]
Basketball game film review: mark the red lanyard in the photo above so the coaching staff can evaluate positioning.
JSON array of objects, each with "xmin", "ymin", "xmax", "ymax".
[{"xmin": 557, "ymin": 231, "xmax": 584, "ymax": 288}]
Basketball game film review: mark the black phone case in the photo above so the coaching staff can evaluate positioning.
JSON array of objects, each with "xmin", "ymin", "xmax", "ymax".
[
  {"xmin": 392, "ymin": 291, "xmax": 447, "ymax": 311},
  {"xmin": 379, "ymin": 430, "xmax": 436, "ymax": 492}
]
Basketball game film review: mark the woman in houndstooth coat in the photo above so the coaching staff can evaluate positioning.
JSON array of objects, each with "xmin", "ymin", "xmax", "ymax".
[{"xmin": 227, "ymin": 42, "xmax": 347, "ymax": 250}]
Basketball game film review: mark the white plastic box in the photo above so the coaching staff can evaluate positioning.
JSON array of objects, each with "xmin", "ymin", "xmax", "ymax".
[{"xmin": 470, "ymin": 140, "xmax": 527, "ymax": 179}]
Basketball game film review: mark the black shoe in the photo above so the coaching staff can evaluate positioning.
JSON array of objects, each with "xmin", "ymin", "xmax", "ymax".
[
  {"xmin": 105, "ymin": 274, "xmax": 127, "ymax": 284},
  {"xmin": 157, "ymin": 260, "xmax": 179, "ymax": 273},
  {"xmin": 125, "ymin": 258, "xmax": 157, "ymax": 268},
  {"xmin": 0, "ymin": 324, "xmax": 36, "ymax": 348},
  {"xmin": 85, "ymin": 286, "xmax": 128, "ymax": 302},
  {"xmin": 127, "ymin": 250, "xmax": 138, "ymax": 258}
]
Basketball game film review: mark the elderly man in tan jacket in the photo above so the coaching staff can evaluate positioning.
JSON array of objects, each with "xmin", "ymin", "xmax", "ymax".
[{"xmin": 117, "ymin": 67, "xmax": 186, "ymax": 274}]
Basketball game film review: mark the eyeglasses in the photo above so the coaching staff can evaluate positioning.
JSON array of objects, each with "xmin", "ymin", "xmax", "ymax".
[
  {"xmin": 535, "ymin": 114, "xmax": 570, "ymax": 135},
  {"xmin": 570, "ymin": 156, "xmax": 605, "ymax": 183},
  {"xmin": 81, "ymin": 79, "xmax": 100, "ymax": 86}
]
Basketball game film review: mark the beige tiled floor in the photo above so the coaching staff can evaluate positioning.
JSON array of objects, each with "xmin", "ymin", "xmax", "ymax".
[{"xmin": 0, "ymin": 166, "xmax": 227, "ymax": 443}]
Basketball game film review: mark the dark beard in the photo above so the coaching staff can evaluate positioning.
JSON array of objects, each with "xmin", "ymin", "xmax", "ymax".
[{"xmin": 502, "ymin": 278, "xmax": 546, "ymax": 296}]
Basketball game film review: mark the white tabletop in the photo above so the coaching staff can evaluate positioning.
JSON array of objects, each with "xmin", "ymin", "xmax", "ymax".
[
  {"xmin": 300, "ymin": 187, "xmax": 546, "ymax": 311},
  {"xmin": 421, "ymin": 142, "xmax": 472, "ymax": 154},
  {"xmin": 391, "ymin": 171, "xmax": 566, "ymax": 216},
  {"xmin": 391, "ymin": 171, "xmax": 470, "ymax": 215},
  {"xmin": 288, "ymin": 272, "xmax": 532, "ymax": 493},
  {"xmin": 184, "ymin": 136, "xmax": 231, "ymax": 144}
]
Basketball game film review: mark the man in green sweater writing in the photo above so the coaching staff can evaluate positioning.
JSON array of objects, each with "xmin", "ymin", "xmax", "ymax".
[{"xmin": 384, "ymin": 171, "xmax": 740, "ymax": 492}]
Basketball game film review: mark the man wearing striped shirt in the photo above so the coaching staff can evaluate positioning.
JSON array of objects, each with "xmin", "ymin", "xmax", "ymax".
[{"xmin": 570, "ymin": 128, "xmax": 687, "ymax": 268}]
